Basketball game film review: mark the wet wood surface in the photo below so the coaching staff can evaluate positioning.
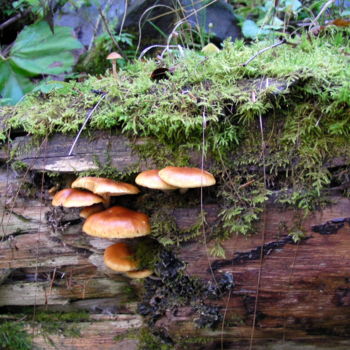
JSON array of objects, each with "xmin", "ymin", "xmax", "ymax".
[
  {"xmin": 2, "ymin": 136, "xmax": 350, "ymax": 349},
  {"xmin": 0, "ymin": 132, "xmax": 146, "ymax": 172}
]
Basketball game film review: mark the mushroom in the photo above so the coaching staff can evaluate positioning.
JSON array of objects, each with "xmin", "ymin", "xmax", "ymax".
[
  {"xmin": 106, "ymin": 52, "xmax": 122, "ymax": 79},
  {"xmin": 125, "ymin": 269, "xmax": 153, "ymax": 279},
  {"xmin": 52, "ymin": 188, "xmax": 104, "ymax": 208},
  {"xmin": 72, "ymin": 177, "xmax": 140, "ymax": 207},
  {"xmin": 104, "ymin": 242, "xmax": 138, "ymax": 272},
  {"xmin": 79, "ymin": 203, "xmax": 105, "ymax": 219},
  {"xmin": 82, "ymin": 206, "xmax": 151, "ymax": 239},
  {"xmin": 135, "ymin": 169, "xmax": 178, "ymax": 191},
  {"xmin": 201, "ymin": 43, "xmax": 220, "ymax": 55},
  {"xmin": 158, "ymin": 166, "xmax": 216, "ymax": 193}
]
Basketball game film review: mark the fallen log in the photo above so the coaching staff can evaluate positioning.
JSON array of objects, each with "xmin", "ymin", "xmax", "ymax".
[{"xmin": 2, "ymin": 151, "xmax": 350, "ymax": 349}]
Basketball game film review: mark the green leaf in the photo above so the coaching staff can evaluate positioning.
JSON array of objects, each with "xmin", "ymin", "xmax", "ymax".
[
  {"xmin": 0, "ymin": 60, "xmax": 33, "ymax": 105},
  {"xmin": 32, "ymin": 80, "xmax": 69, "ymax": 93},
  {"xmin": 242, "ymin": 19, "xmax": 269, "ymax": 39},
  {"xmin": 10, "ymin": 21, "xmax": 82, "ymax": 75},
  {"xmin": 285, "ymin": 0, "xmax": 302, "ymax": 14},
  {"xmin": 210, "ymin": 241, "xmax": 226, "ymax": 258}
]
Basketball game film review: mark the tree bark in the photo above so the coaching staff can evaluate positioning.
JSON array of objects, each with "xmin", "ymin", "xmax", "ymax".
[{"xmin": 2, "ymin": 133, "xmax": 350, "ymax": 349}]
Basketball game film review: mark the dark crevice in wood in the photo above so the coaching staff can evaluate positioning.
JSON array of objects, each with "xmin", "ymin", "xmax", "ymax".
[
  {"xmin": 210, "ymin": 235, "xmax": 301, "ymax": 272},
  {"xmin": 312, "ymin": 217, "xmax": 350, "ymax": 235}
]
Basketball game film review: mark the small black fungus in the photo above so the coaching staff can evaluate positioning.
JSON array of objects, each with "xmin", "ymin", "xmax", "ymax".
[
  {"xmin": 194, "ymin": 304, "xmax": 222, "ymax": 329},
  {"xmin": 205, "ymin": 272, "xmax": 235, "ymax": 299},
  {"xmin": 137, "ymin": 248, "xmax": 236, "ymax": 344}
]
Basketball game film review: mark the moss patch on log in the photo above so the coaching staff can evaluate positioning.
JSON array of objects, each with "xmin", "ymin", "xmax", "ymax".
[
  {"xmin": 0, "ymin": 310, "xmax": 91, "ymax": 349},
  {"xmin": 1, "ymin": 28, "xmax": 350, "ymax": 247},
  {"xmin": 0, "ymin": 321, "xmax": 32, "ymax": 350}
]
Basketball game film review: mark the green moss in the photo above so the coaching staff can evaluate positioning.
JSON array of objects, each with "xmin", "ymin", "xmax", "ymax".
[
  {"xmin": 176, "ymin": 335, "xmax": 212, "ymax": 346},
  {"xmin": 77, "ymin": 157, "xmax": 139, "ymax": 182},
  {"xmin": 0, "ymin": 322, "xmax": 32, "ymax": 350},
  {"xmin": 34, "ymin": 310, "xmax": 89, "ymax": 323},
  {"xmin": 149, "ymin": 208, "xmax": 205, "ymax": 247},
  {"xmin": 114, "ymin": 327, "xmax": 174, "ymax": 350},
  {"xmin": 133, "ymin": 139, "xmax": 190, "ymax": 168},
  {"xmin": 133, "ymin": 238, "xmax": 162, "ymax": 270},
  {"xmin": 33, "ymin": 311, "xmax": 89, "ymax": 338},
  {"xmin": 137, "ymin": 327, "xmax": 173, "ymax": 350},
  {"xmin": 113, "ymin": 329, "xmax": 139, "ymax": 342},
  {"xmin": 10, "ymin": 160, "xmax": 28, "ymax": 172},
  {"xmin": 120, "ymin": 284, "xmax": 138, "ymax": 302},
  {"xmin": 2, "ymin": 28, "xmax": 350, "ymax": 241}
]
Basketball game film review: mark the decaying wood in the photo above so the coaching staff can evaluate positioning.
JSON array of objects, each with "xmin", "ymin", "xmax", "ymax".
[
  {"xmin": 2, "ymin": 135, "xmax": 350, "ymax": 349},
  {"xmin": 0, "ymin": 132, "xmax": 148, "ymax": 172},
  {"xmin": 2, "ymin": 131, "xmax": 349, "ymax": 176},
  {"xmin": 30, "ymin": 315, "xmax": 142, "ymax": 350}
]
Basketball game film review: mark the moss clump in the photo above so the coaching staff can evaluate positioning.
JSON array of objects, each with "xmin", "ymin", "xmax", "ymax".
[
  {"xmin": 137, "ymin": 327, "xmax": 173, "ymax": 350},
  {"xmin": 133, "ymin": 237, "xmax": 162, "ymax": 270},
  {"xmin": 2, "ymin": 28, "xmax": 350, "ymax": 240},
  {"xmin": 0, "ymin": 322, "xmax": 32, "ymax": 350},
  {"xmin": 33, "ymin": 311, "xmax": 89, "ymax": 338},
  {"xmin": 114, "ymin": 327, "xmax": 174, "ymax": 350}
]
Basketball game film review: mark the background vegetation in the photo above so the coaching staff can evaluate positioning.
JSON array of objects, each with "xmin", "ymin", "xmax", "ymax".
[{"xmin": 1, "ymin": 0, "xmax": 349, "ymax": 105}]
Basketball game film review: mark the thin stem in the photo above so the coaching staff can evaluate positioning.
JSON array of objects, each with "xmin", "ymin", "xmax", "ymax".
[
  {"xmin": 309, "ymin": 0, "xmax": 335, "ymax": 30},
  {"xmin": 119, "ymin": 0, "xmax": 128, "ymax": 36},
  {"xmin": 88, "ymin": 0, "xmax": 114, "ymax": 50},
  {"xmin": 0, "ymin": 9, "xmax": 30, "ymax": 31},
  {"xmin": 201, "ymin": 107, "xmax": 218, "ymax": 287},
  {"xmin": 242, "ymin": 39, "xmax": 286, "ymax": 67},
  {"xmin": 249, "ymin": 207, "xmax": 266, "ymax": 350},
  {"xmin": 111, "ymin": 61, "xmax": 117, "ymax": 79},
  {"xmin": 98, "ymin": 7, "xmax": 122, "ymax": 52},
  {"xmin": 68, "ymin": 93, "xmax": 107, "ymax": 156},
  {"xmin": 138, "ymin": 44, "xmax": 182, "ymax": 59}
]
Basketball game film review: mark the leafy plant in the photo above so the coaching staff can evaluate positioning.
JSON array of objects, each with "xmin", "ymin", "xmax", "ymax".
[
  {"xmin": 288, "ymin": 229, "xmax": 305, "ymax": 243},
  {"xmin": 0, "ymin": 322, "xmax": 32, "ymax": 350},
  {"xmin": 0, "ymin": 20, "xmax": 82, "ymax": 105},
  {"xmin": 76, "ymin": 31, "xmax": 136, "ymax": 75},
  {"xmin": 235, "ymin": 0, "xmax": 348, "ymax": 39}
]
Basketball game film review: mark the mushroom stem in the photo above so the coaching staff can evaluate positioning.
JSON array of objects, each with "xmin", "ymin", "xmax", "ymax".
[
  {"xmin": 101, "ymin": 194, "xmax": 111, "ymax": 208},
  {"xmin": 111, "ymin": 60, "xmax": 117, "ymax": 79}
]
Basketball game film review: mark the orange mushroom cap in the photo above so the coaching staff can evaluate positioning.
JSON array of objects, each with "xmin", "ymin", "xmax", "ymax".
[
  {"xmin": 52, "ymin": 188, "xmax": 104, "ymax": 207},
  {"xmin": 125, "ymin": 269, "xmax": 153, "ymax": 279},
  {"xmin": 106, "ymin": 52, "xmax": 122, "ymax": 60},
  {"xmin": 158, "ymin": 166, "xmax": 216, "ymax": 189},
  {"xmin": 72, "ymin": 177, "xmax": 140, "ymax": 197},
  {"xmin": 79, "ymin": 203, "xmax": 105, "ymax": 219},
  {"xmin": 82, "ymin": 206, "xmax": 151, "ymax": 238},
  {"xmin": 104, "ymin": 242, "xmax": 138, "ymax": 272},
  {"xmin": 135, "ymin": 169, "xmax": 178, "ymax": 190}
]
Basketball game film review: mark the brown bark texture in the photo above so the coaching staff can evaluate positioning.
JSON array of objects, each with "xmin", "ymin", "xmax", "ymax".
[{"xmin": 1, "ymin": 133, "xmax": 350, "ymax": 349}]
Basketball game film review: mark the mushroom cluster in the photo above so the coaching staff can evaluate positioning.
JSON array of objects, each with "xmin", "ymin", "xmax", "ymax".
[
  {"xmin": 51, "ymin": 167, "xmax": 216, "ymax": 279},
  {"xmin": 136, "ymin": 166, "xmax": 216, "ymax": 193},
  {"xmin": 51, "ymin": 177, "xmax": 151, "ymax": 278}
]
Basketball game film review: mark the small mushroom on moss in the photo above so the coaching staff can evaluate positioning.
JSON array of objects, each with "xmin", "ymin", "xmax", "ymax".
[
  {"xmin": 52, "ymin": 188, "xmax": 104, "ymax": 208},
  {"xmin": 106, "ymin": 52, "xmax": 122, "ymax": 79},
  {"xmin": 82, "ymin": 206, "xmax": 151, "ymax": 239},
  {"xmin": 158, "ymin": 166, "xmax": 216, "ymax": 193}
]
